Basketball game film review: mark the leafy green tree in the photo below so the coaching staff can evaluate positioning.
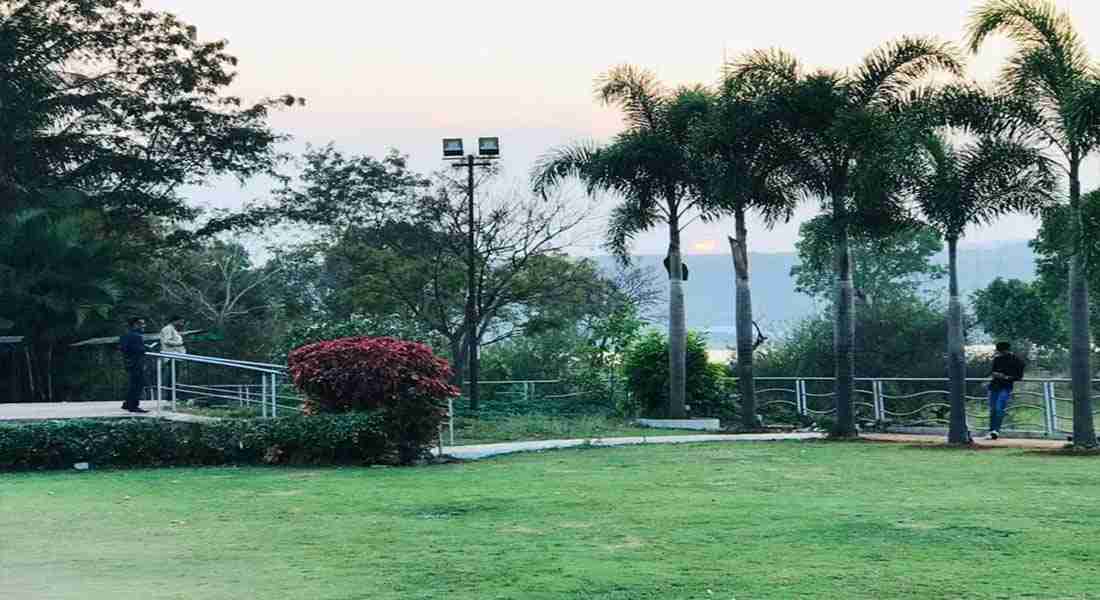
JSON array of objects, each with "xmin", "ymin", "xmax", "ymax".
[
  {"xmin": 913, "ymin": 131, "xmax": 1055, "ymax": 443},
  {"xmin": 533, "ymin": 66, "xmax": 712, "ymax": 419},
  {"xmin": 0, "ymin": 203, "xmax": 120, "ymax": 401},
  {"xmin": 0, "ymin": 0, "xmax": 299, "ymax": 245},
  {"xmin": 972, "ymin": 278, "xmax": 1061, "ymax": 348},
  {"xmin": 731, "ymin": 40, "xmax": 963, "ymax": 436},
  {"xmin": 791, "ymin": 215, "xmax": 946, "ymax": 304},
  {"xmin": 969, "ymin": 0, "xmax": 1100, "ymax": 447},
  {"xmin": 275, "ymin": 146, "xmax": 598, "ymax": 401}
]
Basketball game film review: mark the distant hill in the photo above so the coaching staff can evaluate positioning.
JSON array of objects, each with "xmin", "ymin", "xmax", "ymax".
[{"xmin": 595, "ymin": 240, "xmax": 1037, "ymax": 348}]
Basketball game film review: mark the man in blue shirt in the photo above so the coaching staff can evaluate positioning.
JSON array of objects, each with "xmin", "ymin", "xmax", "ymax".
[{"xmin": 120, "ymin": 317, "xmax": 149, "ymax": 413}]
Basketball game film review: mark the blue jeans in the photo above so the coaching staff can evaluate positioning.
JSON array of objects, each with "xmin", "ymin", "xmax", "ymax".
[{"xmin": 988, "ymin": 387, "xmax": 1011, "ymax": 432}]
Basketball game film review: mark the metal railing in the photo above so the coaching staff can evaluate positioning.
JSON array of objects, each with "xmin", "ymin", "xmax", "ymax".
[
  {"xmin": 145, "ymin": 352, "xmax": 301, "ymax": 417},
  {"xmin": 735, "ymin": 376, "xmax": 1100, "ymax": 436}
]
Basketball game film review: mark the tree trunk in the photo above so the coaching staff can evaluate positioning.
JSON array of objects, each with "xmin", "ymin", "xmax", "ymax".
[
  {"xmin": 24, "ymin": 346, "xmax": 36, "ymax": 402},
  {"xmin": 730, "ymin": 206, "xmax": 757, "ymax": 430},
  {"xmin": 668, "ymin": 217, "xmax": 687, "ymax": 419},
  {"xmin": 946, "ymin": 236, "xmax": 970, "ymax": 444},
  {"xmin": 832, "ymin": 213, "xmax": 857, "ymax": 437},
  {"xmin": 45, "ymin": 344, "xmax": 54, "ymax": 403},
  {"xmin": 449, "ymin": 337, "xmax": 467, "ymax": 389},
  {"xmin": 1068, "ymin": 157, "xmax": 1096, "ymax": 447}
]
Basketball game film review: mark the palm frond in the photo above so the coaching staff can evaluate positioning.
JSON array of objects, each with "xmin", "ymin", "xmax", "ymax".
[
  {"xmin": 725, "ymin": 48, "xmax": 803, "ymax": 91},
  {"xmin": 530, "ymin": 140, "xmax": 603, "ymax": 198},
  {"xmin": 605, "ymin": 201, "xmax": 661, "ymax": 265},
  {"xmin": 595, "ymin": 64, "xmax": 667, "ymax": 131},
  {"xmin": 852, "ymin": 36, "xmax": 965, "ymax": 106},
  {"xmin": 967, "ymin": 0, "xmax": 1090, "ymax": 76}
]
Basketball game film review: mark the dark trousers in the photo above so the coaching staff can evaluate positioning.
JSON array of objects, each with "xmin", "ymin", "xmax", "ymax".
[
  {"xmin": 123, "ymin": 365, "xmax": 145, "ymax": 409},
  {"xmin": 988, "ymin": 387, "xmax": 1011, "ymax": 432}
]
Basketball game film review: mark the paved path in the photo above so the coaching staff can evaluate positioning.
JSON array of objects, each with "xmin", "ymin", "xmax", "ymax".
[
  {"xmin": 437, "ymin": 431, "xmax": 1072, "ymax": 460},
  {"xmin": 863, "ymin": 432, "xmax": 1070, "ymax": 450},
  {"xmin": 0, "ymin": 401, "xmax": 217, "ymax": 423},
  {"xmin": 438, "ymin": 432, "xmax": 827, "ymax": 459}
]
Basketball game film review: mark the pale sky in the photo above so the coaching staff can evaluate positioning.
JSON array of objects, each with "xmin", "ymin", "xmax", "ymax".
[{"xmin": 146, "ymin": 0, "xmax": 1100, "ymax": 255}]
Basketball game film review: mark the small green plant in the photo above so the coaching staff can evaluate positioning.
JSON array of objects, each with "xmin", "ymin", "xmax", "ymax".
[{"xmin": 622, "ymin": 331, "xmax": 727, "ymax": 418}]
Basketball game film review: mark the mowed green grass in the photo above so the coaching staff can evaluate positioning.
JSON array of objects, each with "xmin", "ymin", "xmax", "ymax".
[{"xmin": 2, "ymin": 441, "xmax": 1099, "ymax": 600}]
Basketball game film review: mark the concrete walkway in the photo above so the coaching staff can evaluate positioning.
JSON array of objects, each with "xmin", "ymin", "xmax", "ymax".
[
  {"xmin": 437, "ymin": 431, "xmax": 1073, "ymax": 460},
  {"xmin": 0, "ymin": 401, "xmax": 217, "ymax": 423},
  {"xmin": 438, "ymin": 432, "xmax": 826, "ymax": 460}
]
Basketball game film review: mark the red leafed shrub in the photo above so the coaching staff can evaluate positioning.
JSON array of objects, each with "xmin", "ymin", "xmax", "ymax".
[{"xmin": 287, "ymin": 337, "xmax": 460, "ymax": 464}]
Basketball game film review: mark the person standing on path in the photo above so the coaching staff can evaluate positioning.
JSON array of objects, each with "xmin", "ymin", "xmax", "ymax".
[
  {"xmin": 987, "ymin": 341, "xmax": 1025, "ymax": 440},
  {"xmin": 120, "ymin": 317, "xmax": 149, "ymax": 413},
  {"xmin": 159, "ymin": 315, "xmax": 187, "ymax": 354}
]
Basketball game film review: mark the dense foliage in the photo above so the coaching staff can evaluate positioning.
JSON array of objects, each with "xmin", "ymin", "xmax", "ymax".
[
  {"xmin": 0, "ymin": 414, "xmax": 397, "ymax": 471},
  {"xmin": 287, "ymin": 337, "xmax": 458, "ymax": 462},
  {"xmin": 622, "ymin": 331, "xmax": 731, "ymax": 419}
]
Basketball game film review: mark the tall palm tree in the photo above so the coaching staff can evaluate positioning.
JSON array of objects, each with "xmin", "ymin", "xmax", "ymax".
[
  {"xmin": 969, "ymin": 0, "xmax": 1100, "ymax": 448},
  {"xmin": 532, "ymin": 66, "xmax": 708, "ymax": 419},
  {"xmin": 913, "ymin": 132, "xmax": 1056, "ymax": 444},
  {"xmin": 694, "ymin": 70, "xmax": 807, "ymax": 429},
  {"xmin": 729, "ymin": 39, "xmax": 964, "ymax": 437}
]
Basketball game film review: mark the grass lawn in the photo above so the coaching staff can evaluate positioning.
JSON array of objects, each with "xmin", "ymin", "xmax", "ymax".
[
  {"xmin": 450, "ymin": 415, "xmax": 709, "ymax": 445},
  {"xmin": 2, "ymin": 441, "xmax": 1099, "ymax": 599}
]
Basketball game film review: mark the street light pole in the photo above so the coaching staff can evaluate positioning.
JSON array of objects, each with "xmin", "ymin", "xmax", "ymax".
[
  {"xmin": 464, "ymin": 153, "xmax": 479, "ymax": 413},
  {"xmin": 443, "ymin": 137, "xmax": 499, "ymax": 413}
]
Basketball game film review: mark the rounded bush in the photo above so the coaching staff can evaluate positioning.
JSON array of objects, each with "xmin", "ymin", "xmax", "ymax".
[{"xmin": 287, "ymin": 336, "xmax": 460, "ymax": 463}]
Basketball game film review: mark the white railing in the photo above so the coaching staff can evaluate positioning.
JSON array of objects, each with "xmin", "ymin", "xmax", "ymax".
[
  {"xmin": 145, "ymin": 352, "xmax": 301, "ymax": 417},
  {"xmin": 733, "ymin": 377, "xmax": 1100, "ymax": 436}
]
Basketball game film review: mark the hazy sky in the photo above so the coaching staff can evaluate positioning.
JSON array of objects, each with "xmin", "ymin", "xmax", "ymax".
[{"xmin": 146, "ymin": 0, "xmax": 1100, "ymax": 255}]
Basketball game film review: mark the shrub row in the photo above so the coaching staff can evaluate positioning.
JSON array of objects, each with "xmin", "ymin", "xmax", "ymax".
[{"xmin": 0, "ymin": 413, "xmax": 439, "ymax": 471}]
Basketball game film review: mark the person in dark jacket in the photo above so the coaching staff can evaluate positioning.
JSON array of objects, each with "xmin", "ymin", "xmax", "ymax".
[
  {"xmin": 120, "ymin": 317, "xmax": 149, "ymax": 413},
  {"xmin": 987, "ymin": 341, "xmax": 1025, "ymax": 440}
]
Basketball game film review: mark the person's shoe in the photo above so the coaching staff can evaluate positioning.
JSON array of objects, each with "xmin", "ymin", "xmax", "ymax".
[
  {"xmin": 127, "ymin": 408, "xmax": 149, "ymax": 414},
  {"xmin": 987, "ymin": 430, "xmax": 999, "ymax": 440}
]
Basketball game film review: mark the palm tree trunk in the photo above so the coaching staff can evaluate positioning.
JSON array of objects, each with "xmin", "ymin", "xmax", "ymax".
[
  {"xmin": 668, "ymin": 217, "xmax": 687, "ymax": 419},
  {"xmin": 730, "ymin": 206, "xmax": 757, "ymax": 430},
  {"xmin": 833, "ymin": 214, "xmax": 857, "ymax": 437},
  {"xmin": 946, "ymin": 236, "xmax": 969, "ymax": 444},
  {"xmin": 1068, "ymin": 158, "xmax": 1096, "ymax": 447}
]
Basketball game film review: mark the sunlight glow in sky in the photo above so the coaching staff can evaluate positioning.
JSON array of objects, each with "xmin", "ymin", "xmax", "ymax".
[{"xmin": 145, "ymin": 0, "xmax": 1100, "ymax": 255}]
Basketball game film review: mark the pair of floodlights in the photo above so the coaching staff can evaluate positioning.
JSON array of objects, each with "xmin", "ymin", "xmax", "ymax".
[{"xmin": 442, "ymin": 137, "xmax": 500, "ymax": 159}]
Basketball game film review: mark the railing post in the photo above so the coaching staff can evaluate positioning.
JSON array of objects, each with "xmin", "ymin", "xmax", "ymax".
[
  {"xmin": 449, "ymin": 396, "xmax": 455, "ymax": 445},
  {"xmin": 1044, "ymin": 381, "xmax": 1057, "ymax": 435},
  {"xmin": 261, "ymin": 375, "xmax": 268, "ymax": 418},
  {"xmin": 271, "ymin": 373, "xmax": 278, "ymax": 418},
  {"xmin": 872, "ymin": 379, "xmax": 884, "ymax": 422},
  {"xmin": 156, "ymin": 357, "xmax": 163, "ymax": 412},
  {"xmin": 171, "ymin": 358, "xmax": 178, "ymax": 412},
  {"xmin": 796, "ymin": 379, "xmax": 807, "ymax": 416}
]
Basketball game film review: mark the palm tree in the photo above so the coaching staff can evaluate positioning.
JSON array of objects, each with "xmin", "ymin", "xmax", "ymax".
[
  {"xmin": 729, "ymin": 39, "xmax": 964, "ymax": 437},
  {"xmin": 693, "ymin": 70, "xmax": 807, "ymax": 429},
  {"xmin": 968, "ymin": 0, "xmax": 1100, "ymax": 448},
  {"xmin": 532, "ymin": 66, "xmax": 709, "ymax": 418},
  {"xmin": 913, "ymin": 132, "xmax": 1056, "ymax": 444}
]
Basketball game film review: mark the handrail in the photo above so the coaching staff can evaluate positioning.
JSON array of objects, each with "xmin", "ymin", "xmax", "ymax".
[{"xmin": 146, "ymin": 351, "xmax": 286, "ymax": 375}]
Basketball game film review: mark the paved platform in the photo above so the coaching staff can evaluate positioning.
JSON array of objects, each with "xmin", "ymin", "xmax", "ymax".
[{"xmin": 0, "ymin": 401, "xmax": 216, "ymax": 423}]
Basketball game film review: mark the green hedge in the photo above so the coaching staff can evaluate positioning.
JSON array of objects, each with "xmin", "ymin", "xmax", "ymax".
[{"xmin": 0, "ymin": 414, "xmax": 432, "ymax": 471}]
